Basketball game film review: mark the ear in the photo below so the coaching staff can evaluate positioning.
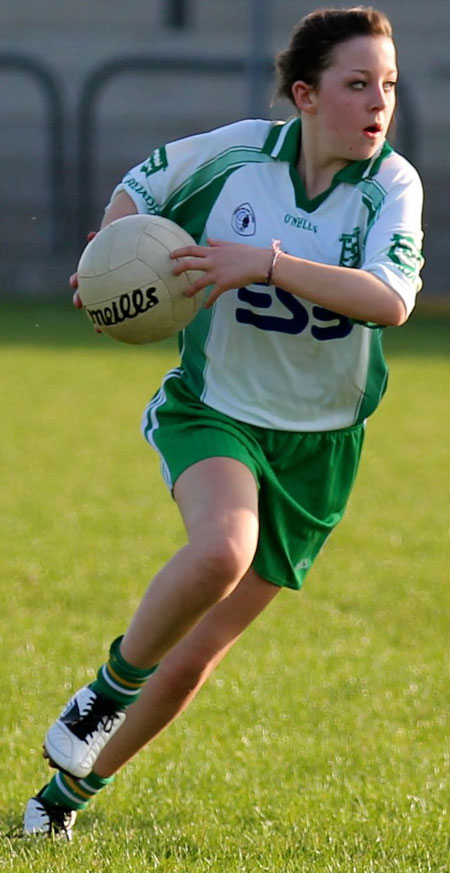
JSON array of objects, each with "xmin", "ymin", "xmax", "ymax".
[{"xmin": 291, "ymin": 81, "xmax": 317, "ymax": 114}]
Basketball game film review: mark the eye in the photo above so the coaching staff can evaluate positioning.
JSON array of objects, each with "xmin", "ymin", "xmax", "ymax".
[
  {"xmin": 349, "ymin": 80, "xmax": 367, "ymax": 90},
  {"xmin": 383, "ymin": 80, "xmax": 397, "ymax": 92}
]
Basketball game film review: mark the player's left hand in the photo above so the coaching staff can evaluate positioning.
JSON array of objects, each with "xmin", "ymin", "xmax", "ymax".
[
  {"xmin": 170, "ymin": 239, "xmax": 272, "ymax": 308},
  {"xmin": 71, "ymin": 231, "xmax": 103, "ymax": 332},
  {"xmin": 70, "ymin": 273, "xmax": 83, "ymax": 309},
  {"xmin": 71, "ymin": 232, "xmax": 98, "ymax": 309}
]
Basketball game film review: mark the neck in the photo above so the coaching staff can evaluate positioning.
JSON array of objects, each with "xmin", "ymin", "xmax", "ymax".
[{"xmin": 297, "ymin": 124, "xmax": 349, "ymax": 200}]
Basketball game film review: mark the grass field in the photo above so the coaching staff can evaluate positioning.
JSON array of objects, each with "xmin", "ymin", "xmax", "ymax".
[{"xmin": 0, "ymin": 302, "xmax": 449, "ymax": 872}]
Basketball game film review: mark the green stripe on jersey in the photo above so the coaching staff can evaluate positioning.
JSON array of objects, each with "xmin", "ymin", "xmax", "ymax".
[
  {"xmin": 161, "ymin": 146, "xmax": 272, "ymax": 238},
  {"xmin": 179, "ymin": 305, "xmax": 215, "ymax": 398},
  {"xmin": 355, "ymin": 328, "xmax": 388, "ymax": 423},
  {"xmin": 359, "ymin": 178, "xmax": 387, "ymax": 234}
]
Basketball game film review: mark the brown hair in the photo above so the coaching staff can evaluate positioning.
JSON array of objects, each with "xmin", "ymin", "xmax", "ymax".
[{"xmin": 276, "ymin": 6, "xmax": 394, "ymax": 102}]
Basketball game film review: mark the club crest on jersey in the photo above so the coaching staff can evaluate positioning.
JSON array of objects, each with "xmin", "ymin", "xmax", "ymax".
[
  {"xmin": 388, "ymin": 233, "xmax": 423, "ymax": 280},
  {"xmin": 231, "ymin": 202, "xmax": 256, "ymax": 236},
  {"xmin": 140, "ymin": 147, "xmax": 168, "ymax": 177},
  {"xmin": 339, "ymin": 227, "xmax": 361, "ymax": 267}
]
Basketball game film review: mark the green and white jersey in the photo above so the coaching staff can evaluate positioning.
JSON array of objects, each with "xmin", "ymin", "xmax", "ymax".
[{"xmin": 112, "ymin": 118, "xmax": 424, "ymax": 431}]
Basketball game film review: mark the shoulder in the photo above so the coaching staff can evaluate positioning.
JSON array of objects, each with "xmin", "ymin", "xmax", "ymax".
[
  {"xmin": 168, "ymin": 118, "xmax": 275, "ymax": 155},
  {"xmin": 371, "ymin": 148, "xmax": 423, "ymax": 196},
  {"xmin": 153, "ymin": 119, "xmax": 280, "ymax": 187}
]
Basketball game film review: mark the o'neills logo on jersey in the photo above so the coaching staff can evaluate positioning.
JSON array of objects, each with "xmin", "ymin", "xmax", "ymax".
[
  {"xmin": 231, "ymin": 202, "xmax": 256, "ymax": 236},
  {"xmin": 86, "ymin": 287, "xmax": 160, "ymax": 328},
  {"xmin": 284, "ymin": 214, "xmax": 317, "ymax": 233}
]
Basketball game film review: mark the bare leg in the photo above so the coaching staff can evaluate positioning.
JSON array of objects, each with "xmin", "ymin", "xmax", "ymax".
[
  {"xmin": 94, "ymin": 569, "xmax": 279, "ymax": 778},
  {"xmin": 120, "ymin": 457, "xmax": 259, "ymax": 668}
]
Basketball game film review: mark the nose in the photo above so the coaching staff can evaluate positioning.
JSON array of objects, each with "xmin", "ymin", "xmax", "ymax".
[{"xmin": 368, "ymin": 83, "xmax": 388, "ymax": 110}]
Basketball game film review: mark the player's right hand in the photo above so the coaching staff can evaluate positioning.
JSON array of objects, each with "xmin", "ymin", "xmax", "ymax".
[{"xmin": 70, "ymin": 273, "xmax": 83, "ymax": 308}]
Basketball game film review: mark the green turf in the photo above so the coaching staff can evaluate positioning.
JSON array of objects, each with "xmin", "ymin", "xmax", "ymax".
[{"xmin": 0, "ymin": 302, "xmax": 449, "ymax": 871}]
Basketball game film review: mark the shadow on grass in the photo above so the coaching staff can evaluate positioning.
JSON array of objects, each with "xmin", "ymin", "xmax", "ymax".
[{"xmin": 0, "ymin": 300, "xmax": 449, "ymax": 357}]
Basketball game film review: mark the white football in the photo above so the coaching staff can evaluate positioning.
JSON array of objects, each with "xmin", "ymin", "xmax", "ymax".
[{"xmin": 77, "ymin": 214, "xmax": 203, "ymax": 344}]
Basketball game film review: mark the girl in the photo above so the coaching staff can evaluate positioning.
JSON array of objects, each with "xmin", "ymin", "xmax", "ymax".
[{"xmin": 24, "ymin": 6, "xmax": 423, "ymax": 839}]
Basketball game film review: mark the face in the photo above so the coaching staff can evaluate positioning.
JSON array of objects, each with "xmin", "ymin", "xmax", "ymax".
[{"xmin": 293, "ymin": 35, "xmax": 398, "ymax": 163}]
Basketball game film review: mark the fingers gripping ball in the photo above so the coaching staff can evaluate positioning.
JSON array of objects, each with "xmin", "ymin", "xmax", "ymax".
[{"xmin": 77, "ymin": 215, "xmax": 203, "ymax": 344}]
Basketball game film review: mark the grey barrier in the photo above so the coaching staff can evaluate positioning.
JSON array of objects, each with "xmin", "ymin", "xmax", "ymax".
[
  {"xmin": 165, "ymin": 0, "xmax": 190, "ymax": 29},
  {"xmin": 75, "ymin": 55, "xmax": 419, "ymax": 244},
  {"xmin": 75, "ymin": 55, "xmax": 275, "ymax": 243},
  {"xmin": 0, "ymin": 54, "xmax": 66, "ymax": 250},
  {"xmin": 0, "ymin": 52, "xmax": 420, "ymax": 254}
]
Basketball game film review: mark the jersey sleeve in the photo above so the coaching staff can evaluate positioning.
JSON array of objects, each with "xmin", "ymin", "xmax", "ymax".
[
  {"xmin": 109, "ymin": 119, "xmax": 269, "ymax": 220},
  {"xmin": 110, "ymin": 136, "xmax": 202, "ymax": 216},
  {"xmin": 109, "ymin": 145, "xmax": 169, "ymax": 215},
  {"xmin": 361, "ymin": 159, "xmax": 424, "ymax": 317}
]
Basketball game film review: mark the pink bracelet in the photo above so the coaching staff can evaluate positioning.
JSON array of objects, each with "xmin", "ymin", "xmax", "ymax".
[{"xmin": 265, "ymin": 239, "xmax": 282, "ymax": 286}]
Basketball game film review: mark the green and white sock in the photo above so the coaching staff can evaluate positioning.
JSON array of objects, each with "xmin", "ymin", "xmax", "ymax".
[
  {"xmin": 42, "ymin": 770, "xmax": 115, "ymax": 811},
  {"xmin": 89, "ymin": 635, "xmax": 158, "ymax": 708}
]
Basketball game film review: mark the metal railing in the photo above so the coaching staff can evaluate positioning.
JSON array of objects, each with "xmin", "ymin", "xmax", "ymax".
[
  {"xmin": 0, "ymin": 54, "xmax": 66, "ymax": 250},
  {"xmin": 0, "ymin": 51, "xmax": 421, "ymax": 258},
  {"xmin": 165, "ymin": 0, "xmax": 190, "ymax": 29},
  {"xmin": 75, "ymin": 56, "xmax": 419, "ymax": 243},
  {"xmin": 75, "ymin": 54, "xmax": 274, "ymax": 242},
  {"xmin": 395, "ymin": 79, "xmax": 420, "ymax": 165}
]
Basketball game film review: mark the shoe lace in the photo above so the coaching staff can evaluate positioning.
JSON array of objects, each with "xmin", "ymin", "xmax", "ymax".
[
  {"xmin": 38, "ymin": 797, "xmax": 74, "ymax": 837},
  {"xmin": 48, "ymin": 804, "xmax": 73, "ymax": 833},
  {"xmin": 71, "ymin": 694, "xmax": 122, "ymax": 743}
]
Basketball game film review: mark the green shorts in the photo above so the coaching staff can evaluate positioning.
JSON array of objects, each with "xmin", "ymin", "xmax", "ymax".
[{"xmin": 141, "ymin": 369, "xmax": 365, "ymax": 590}]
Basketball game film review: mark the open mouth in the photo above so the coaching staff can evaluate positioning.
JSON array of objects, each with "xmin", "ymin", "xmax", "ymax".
[{"xmin": 364, "ymin": 124, "xmax": 383, "ymax": 135}]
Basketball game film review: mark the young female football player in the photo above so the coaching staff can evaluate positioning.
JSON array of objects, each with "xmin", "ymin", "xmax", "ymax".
[{"xmin": 24, "ymin": 5, "xmax": 423, "ymax": 838}]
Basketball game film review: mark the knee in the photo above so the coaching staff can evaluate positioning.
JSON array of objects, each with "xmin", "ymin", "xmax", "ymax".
[
  {"xmin": 193, "ymin": 536, "xmax": 255, "ymax": 596},
  {"xmin": 158, "ymin": 650, "xmax": 210, "ymax": 700}
]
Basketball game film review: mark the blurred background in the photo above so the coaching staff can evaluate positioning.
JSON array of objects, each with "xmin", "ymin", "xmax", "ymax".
[{"xmin": 0, "ymin": 0, "xmax": 448, "ymax": 301}]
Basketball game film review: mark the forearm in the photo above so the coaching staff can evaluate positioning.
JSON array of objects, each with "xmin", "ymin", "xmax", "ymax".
[
  {"xmin": 173, "ymin": 240, "xmax": 408, "ymax": 326},
  {"xmin": 100, "ymin": 190, "xmax": 137, "ymax": 229},
  {"xmin": 272, "ymin": 252, "xmax": 407, "ymax": 327}
]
